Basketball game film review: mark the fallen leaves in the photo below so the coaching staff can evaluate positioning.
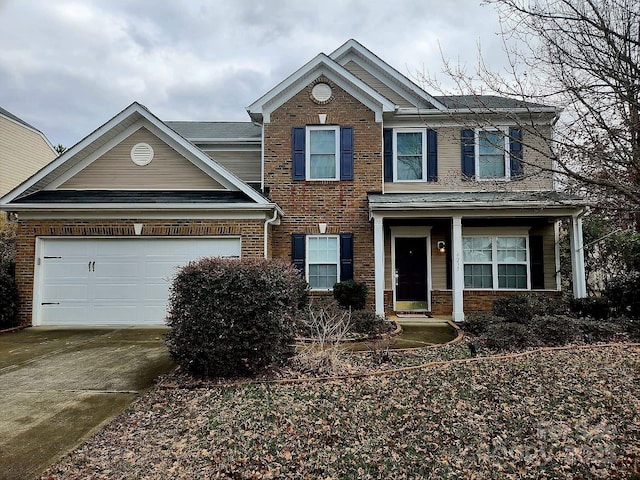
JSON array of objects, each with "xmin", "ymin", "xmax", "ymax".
[{"xmin": 41, "ymin": 344, "xmax": 640, "ymax": 479}]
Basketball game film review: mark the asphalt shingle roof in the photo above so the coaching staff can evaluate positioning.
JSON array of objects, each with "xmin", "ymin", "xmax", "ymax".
[
  {"xmin": 166, "ymin": 121, "xmax": 261, "ymax": 141},
  {"xmin": 433, "ymin": 95, "xmax": 553, "ymax": 110}
]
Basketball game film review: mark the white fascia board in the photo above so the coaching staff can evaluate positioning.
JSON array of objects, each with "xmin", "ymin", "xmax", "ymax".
[
  {"xmin": 5, "ymin": 202, "xmax": 277, "ymax": 211},
  {"xmin": 330, "ymin": 39, "xmax": 447, "ymax": 111},
  {"xmin": 368, "ymin": 205, "xmax": 585, "ymax": 219},
  {"xmin": 246, "ymin": 53, "xmax": 395, "ymax": 123}
]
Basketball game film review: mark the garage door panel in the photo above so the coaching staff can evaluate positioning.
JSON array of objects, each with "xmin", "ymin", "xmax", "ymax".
[{"xmin": 37, "ymin": 237, "xmax": 240, "ymax": 326}]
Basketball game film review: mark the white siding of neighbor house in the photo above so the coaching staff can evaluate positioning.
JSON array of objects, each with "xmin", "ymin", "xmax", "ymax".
[
  {"xmin": 0, "ymin": 115, "xmax": 56, "ymax": 196},
  {"xmin": 60, "ymin": 127, "xmax": 224, "ymax": 190}
]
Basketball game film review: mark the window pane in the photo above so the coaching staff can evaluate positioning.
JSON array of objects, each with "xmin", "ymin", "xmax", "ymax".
[
  {"xmin": 396, "ymin": 132, "xmax": 423, "ymax": 181},
  {"xmin": 478, "ymin": 130, "xmax": 505, "ymax": 178},
  {"xmin": 310, "ymin": 130, "xmax": 336, "ymax": 154},
  {"xmin": 498, "ymin": 264, "xmax": 527, "ymax": 289},
  {"xmin": 309, "ymin": 264, "xmax": 338, "ymax": 289},
  {"xmin": 309, "ymin": 130, "xmax": 336, "ymax": 179},
  {"xmin": 463, "ymin": 236, "xmax": 492, "ymax": 262},
  {"xmin": 308, "ymin": 237, "xmax": 338, "ymax": 262},
  {"xmin": 497, "ymin": 236, "xmax": 527, "ymax": 262},
  {"xmin": 464, "ymin": 264, "xmax": 493, "ymax": 288}
]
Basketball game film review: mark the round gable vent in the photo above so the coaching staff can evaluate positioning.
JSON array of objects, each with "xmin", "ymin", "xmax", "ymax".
[
  {"xmin": 130, "ymin": 143, "xmax": 154, "ymax": 166},
  {"xmin": 311, "ymin": 83, "xmax": 332, "ymax": 103}
]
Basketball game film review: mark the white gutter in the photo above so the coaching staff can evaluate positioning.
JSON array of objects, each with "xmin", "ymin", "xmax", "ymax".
[{"xmin": 2, "ymin": 202, "xmax": 278, "ymax": 211}]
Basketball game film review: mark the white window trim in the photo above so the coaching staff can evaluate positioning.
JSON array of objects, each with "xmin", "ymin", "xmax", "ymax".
[
  {"xmin": 305, "ymin": 125, "xmax": 340, "ymax": 181},
  {"xmin": 474, "ymin": 127, "xmax": 511, "ymax": 181},
  {"xmin": 306, "ymin": 234, "xmax": 340, "ymax": 291},
  {"xmin": 462, "ymin": 235, "xmax": 530, "ymax": 290},
  {"xmin": 393, "ymin": 128, "xmax": 427, "ymax": 182}
]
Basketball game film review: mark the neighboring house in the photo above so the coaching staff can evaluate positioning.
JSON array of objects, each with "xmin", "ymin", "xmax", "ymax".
[
  {"xmin": 0, "ymin": 40, "xmax": 588, "ymax": 327},
  {"xmin": 0, "ymin": 106, "xmax": 57, "ymax": 197}
]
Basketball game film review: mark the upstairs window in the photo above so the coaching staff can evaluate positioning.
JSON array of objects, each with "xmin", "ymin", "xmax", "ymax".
[
  {"xmin": 384, "ymin": 128, "xmax": 437, "ymax": 182},
  {"xmin": 292, "ymin": 126, "xmax": 353, "ymax": 181},
  {"xmin": 461, "ymin": 127, "xmax": 523, "ymax": 180},
  {"xmin": 307, "ymin": 126, "xmax": 339, "ymax": 180}
]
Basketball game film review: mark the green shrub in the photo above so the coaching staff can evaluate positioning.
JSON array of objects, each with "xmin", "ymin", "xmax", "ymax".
[
  {"xmin": 463, "ymin": 312, "xmax": 503, "ymax": 335},
  {"xmin": 569, "ymin": 297, "xmax": 610, "ymax": 320},
  {"xmin": 333, "ymin": 280, "xmax": 368, "ymax": 311},
  {"xmin": 529, "ymin": 315, "xmax": 580, "ymax": 346},
  {"xmin": 0, "ymin": 267, "xmax": 18, "ymax": 329},
  {"xmin": 605, "ymin": 274, "xmax": 640, "ymax": 319},
  {"xmin": 483, "ymin": 322, "xmax": 532, "ymax": 351},
  {"xmin": 492, "ymin": 293, "xmax": 559, "ymax": 323},
  {"xmin": 165, "ymin": 257, "xmax": 308, "ymax": 377},
  {"xmin": 351, "ymin": 310, "xmax": 390, "ymax": 335}
]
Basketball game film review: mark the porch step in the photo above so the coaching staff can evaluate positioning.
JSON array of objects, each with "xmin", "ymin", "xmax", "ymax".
[{"xmin": 395, "ymin": 311, "xmax": 433, "ymax": 318}]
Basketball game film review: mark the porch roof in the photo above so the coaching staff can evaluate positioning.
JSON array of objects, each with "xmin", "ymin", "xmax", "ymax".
[{"xmin": 368, "ymin": 191, "xmax": 588, "ymax": 217}]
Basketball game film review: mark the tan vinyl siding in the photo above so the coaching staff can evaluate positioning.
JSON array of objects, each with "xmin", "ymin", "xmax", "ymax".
[
  {"xmin": 203, "ymin": 150, "xmax": 261, "ymax": 183},
  {"xmin": 0, "ymin": 116, "xmax": 56, "ymax": 196},
  {"xmin": 431, "ymin": 231, "xmax": 447, "ymax": 290},
  {"xmin": 60, "ymin": 128, "xmax": 224, "ymax": 190},
  {"xmin": 385, "ymin": 126, "xmax": 555, "ymax": 193},
  {"xmin": 343, "ymin": 60, "xmax": 414, "ymax": 108}
]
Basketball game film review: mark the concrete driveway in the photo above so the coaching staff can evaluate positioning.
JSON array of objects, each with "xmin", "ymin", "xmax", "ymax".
[{"xmin": 0, "ymin": 327, "xmax": 175, "ymax": 480}]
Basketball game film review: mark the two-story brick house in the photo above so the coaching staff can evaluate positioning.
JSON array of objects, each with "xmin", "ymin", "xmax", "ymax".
[{"xmin": 0, "ymin": 40, "xmax": 587, "ymax": 326}]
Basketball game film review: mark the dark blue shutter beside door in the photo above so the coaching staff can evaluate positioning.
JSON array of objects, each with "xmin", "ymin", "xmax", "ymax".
[
  {"xmin": 339, "ymin": 233, "xmax": 354, "ymax": 282},
  {"xmin": 340, "ymin": 126, "xmax": 354, "ymax": 180},
  {"xmin": 461, "ymin": 129, "xmax": 475, "ymax": 179},
  {"xmin": 529, "ymin": 235, "xmax": 545, "ymax": 289},
  {"xmin": 292, "ymin": 127, "xmax": 305, "ymax": 180},
  {"xmin": 509, "ymin": 127, "xmax": 523, "ymax": 178},
  {"xmin": 383, "ymin": 128, "xmax": 393, "ymax": 182},
  {"xmin": 291, "ymin": 234, "xmax": 306, "ymax": 275},
  {"xmin": 426, "ymin": 129, "xmax": 438, "ymax": 181}
]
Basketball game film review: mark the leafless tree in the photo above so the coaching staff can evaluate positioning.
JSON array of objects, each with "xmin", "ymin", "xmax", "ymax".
[{"xmin": 421, "ymin": 0, "xmax": 640, "ymax": 220}]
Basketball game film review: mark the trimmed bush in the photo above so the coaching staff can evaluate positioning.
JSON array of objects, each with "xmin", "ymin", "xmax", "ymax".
[
  {"xmin": 575, "ymin": 319, "xmax": 621, "ymax": 343},
  {"xmin": 0, "ymin": 268, "xmax": 18, "ymax": 329},
  {"xmin": 165, "ymin": 257, "xmax": 308, "ymax": 377},
  {"xmin": 333, "ymin": 280, "xmax": 368, "ymax": 311},
  {"xmin": 529, "ymin": 315, "xmax": 580, "ymax": 346},
  {"xmin": 463, "ymin": 312, "xmax": 502, "ymax": 335},
  {"xmin": 492, "ymin": 293, "xmax": 563, "ymax": 323},
  {"xmin": 350, "ymin": 310, "xmax": 389, "ymax": 335},
  {"xmin": 569, "ymin": 297, "xmax": 610, "ymax": 320},
  {"xmin": 483, "ymin": 322, "xmax": 531, "ymax": 351}
]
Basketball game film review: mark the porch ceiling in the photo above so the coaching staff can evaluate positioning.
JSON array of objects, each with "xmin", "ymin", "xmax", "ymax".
[{"xmin": 368, "ymin": 191, "xmax": 589, "ymax": 218}]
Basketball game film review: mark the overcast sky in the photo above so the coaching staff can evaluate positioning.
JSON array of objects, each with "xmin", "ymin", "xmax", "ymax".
[{"xmin": 0, "ymin": 0, "xmax": 511, "ymax": 148}]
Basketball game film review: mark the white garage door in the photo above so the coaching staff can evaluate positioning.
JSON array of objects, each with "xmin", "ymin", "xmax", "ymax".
[{"xmin": 36, "ymin": 237, "xmax": 241, "ymax": 326}]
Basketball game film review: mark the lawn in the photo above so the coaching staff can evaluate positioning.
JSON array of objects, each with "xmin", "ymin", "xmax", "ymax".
[{"xmin": 42, "ymin": 343, "xmax": 639, "ymax": 479}]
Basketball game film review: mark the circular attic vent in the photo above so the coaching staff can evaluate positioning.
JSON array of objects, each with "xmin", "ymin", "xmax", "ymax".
[
  {"xmin": 130, "ymin": 143, "xmax": 154, "ymax": 166},
  {"xmin": 311, "ymin": 83, "xmax": 332, "ymax": 103}
]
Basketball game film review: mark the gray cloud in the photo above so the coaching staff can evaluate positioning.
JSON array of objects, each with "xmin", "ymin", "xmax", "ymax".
[{"xmin": 0, "ymin": 0, "xmax": 509, "ymax": 147}]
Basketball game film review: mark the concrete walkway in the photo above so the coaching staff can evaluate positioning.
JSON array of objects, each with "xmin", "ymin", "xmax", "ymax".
[{"xmin": 0, "ymin": 327, "xmax": 175, "ymax": 480}]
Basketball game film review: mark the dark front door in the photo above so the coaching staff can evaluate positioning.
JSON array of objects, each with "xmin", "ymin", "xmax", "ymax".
[{"xmin": 395, "ymin": 237, "xmax": 428, "ymax": 303}]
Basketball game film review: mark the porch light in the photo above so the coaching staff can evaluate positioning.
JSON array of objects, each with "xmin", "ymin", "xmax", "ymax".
[{"xmin": 437, "ymin": 240, "xmax": 446, "ymax": 253}]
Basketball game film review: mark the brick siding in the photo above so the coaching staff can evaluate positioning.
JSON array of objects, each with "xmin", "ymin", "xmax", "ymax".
[{"xmin": 431, "ymin": 289, "xmax": 563, "ymax": 317}]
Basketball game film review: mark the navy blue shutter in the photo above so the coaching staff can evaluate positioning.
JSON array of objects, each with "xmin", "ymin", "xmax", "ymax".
[
  {"xmin": 340, "ymin": 126, "xmax": 354, "ymax": 180},
  {"xmin": 292, "ymin": 127, "xmax": 305, "ymax": 180},
  {"xmin": 339, "ymin": 233, "xmax": 354, "ymax": 282},
  {"xmin": 291, "ymin": 234, "xmax": 306, "ymax": 275},
  {"xmin": 509, "ymin": 127, "xmax": 523, "ymax": 177},
  {"xmin": 461, "ymin": 129, "xmax": 475, "ymax": 179},
  {"xmin": 426, "ymin": 129, "xmax": 438, "ymax": 181},
  {"xmin": 383, "ymin": 128, "xmax": 393, "ymax": 182},
  {"xmin": 529, "ymin": 235, "xmax": 545, "ymax": 289}
]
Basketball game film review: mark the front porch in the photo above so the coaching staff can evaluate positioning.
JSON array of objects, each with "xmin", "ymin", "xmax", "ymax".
[{"xmin": 369, "ymin": 191, "xmax": 589, "ymax": 321}]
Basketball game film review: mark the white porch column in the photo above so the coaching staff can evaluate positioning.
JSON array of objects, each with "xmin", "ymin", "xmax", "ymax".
[
  {"xmin": 451, "ymin": 216, "xmax": 465, "ymax": 322},
  {"xmin": 569, "ymin": 214, "xmax": 587, "ymax": 298},
  {"xmin": 373, "ymin": 215, "xmax": 386, "ymax": 316}
]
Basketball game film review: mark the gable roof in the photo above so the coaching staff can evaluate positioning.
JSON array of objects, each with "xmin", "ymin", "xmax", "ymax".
[
  {"xmin": 329, "ymin": 39, "xmax": 446, "ymax": 110},
  {"xmin": 0, "ymin": 102, "xmax": 272, "ymax": 209},
  {"xmin": 246, "ymin": 53, "xmax": 396, "ymax": 123}
]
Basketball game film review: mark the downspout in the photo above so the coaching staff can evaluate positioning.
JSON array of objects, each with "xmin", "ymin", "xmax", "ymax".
[{"xmin": 264, "ymin": 208, "xmax": 279, "ymax": 258}]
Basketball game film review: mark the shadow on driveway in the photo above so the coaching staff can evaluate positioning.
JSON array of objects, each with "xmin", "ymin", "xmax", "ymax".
[{"xmin": 0, "ymin": 327, "xmax": 175, "ymax": 480}]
